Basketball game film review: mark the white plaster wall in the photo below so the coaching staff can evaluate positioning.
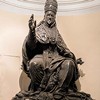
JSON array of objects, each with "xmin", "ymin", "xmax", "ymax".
[
  {"xmin": 0, "ymin": 10, "xmax": 29, "ymax": 100},
  {"xmin": 0, "ymin": 9, "xmax": 100, "ymax": 100}
]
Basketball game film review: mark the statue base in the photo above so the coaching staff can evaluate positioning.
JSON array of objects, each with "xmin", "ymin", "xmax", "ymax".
[{"xmin": 12, "ymin": 90, "xmax": 93, "ymax": 100}]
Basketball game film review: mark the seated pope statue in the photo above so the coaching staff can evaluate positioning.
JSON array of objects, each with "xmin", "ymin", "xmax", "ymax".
[
  {"xmin": 12, "ymin": 0, "xmax": 93, "ymax": 100},
  {"xmin": 22, "ymin": 0, "xmax": 80, "ymax": 95}
]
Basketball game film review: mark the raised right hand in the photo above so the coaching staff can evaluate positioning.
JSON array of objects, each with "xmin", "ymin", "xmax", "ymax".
[{"xmin": 29, "ymin": 14, "xmax": 36, "ymax": 32}]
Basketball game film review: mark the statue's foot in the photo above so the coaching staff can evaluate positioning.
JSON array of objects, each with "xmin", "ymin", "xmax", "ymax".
[
  {"xmin": 53, "ymin": 88, "xmax": 66, "ymax": 100},
  {"xmin": 29, "ymin": 88, "xmax": 41, "ymax": 96}
]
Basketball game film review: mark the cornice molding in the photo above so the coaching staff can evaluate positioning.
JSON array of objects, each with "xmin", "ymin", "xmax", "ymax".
[
  {"xmin": 17, "ymin": 0, "xmax": 94, "ymax": 5},
  {"xmin": 0, "ymin": 0, "xmax": 100, "ymax": 15}
]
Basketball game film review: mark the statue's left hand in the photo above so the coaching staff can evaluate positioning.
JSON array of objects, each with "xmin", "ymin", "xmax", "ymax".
[{"xmin": 76, "ymin": 58, "xmax": 84, "ymax": 65}]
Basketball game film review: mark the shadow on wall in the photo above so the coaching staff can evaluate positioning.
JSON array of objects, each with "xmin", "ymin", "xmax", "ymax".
[{"xmin": 19, "ymin": 71, "xmax": 31, "ymax": 91}]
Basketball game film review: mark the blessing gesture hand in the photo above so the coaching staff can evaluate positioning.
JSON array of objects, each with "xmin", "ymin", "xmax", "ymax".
[{"xmin": 29, "ymin": 14, "xmax": 36, "ymax": 32}]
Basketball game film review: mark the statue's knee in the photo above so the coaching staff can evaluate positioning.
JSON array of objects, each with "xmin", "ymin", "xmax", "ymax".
[
  {"xmin": 29, "ymin": 60, "xmax": 37, "ymax": 69},
  {"xmin": 63, "ymin": 60, "xmax": 75, "ymax": 68},
  {"xmin": 68, "ymin": 60, "xmax": 74, "ymax": 66}
]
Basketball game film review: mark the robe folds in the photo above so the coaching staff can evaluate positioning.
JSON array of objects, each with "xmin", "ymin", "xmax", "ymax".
[{"xmin": 22, "ymin": 21, "xmax": 80, "ymax": 91}]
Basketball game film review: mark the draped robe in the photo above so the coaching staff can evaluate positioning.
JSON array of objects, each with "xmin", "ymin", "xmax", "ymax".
[{"xmin": 22, "ymin": 21, "xmax": 80, "ymax": 92}]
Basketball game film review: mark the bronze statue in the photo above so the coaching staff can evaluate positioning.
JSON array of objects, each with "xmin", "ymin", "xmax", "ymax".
[{"xmin": 12, "ymin": 0, "xmax": 93, "ymax": 100}]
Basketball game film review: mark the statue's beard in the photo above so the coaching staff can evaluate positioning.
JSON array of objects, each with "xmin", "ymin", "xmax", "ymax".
[
  {"xmin": 47, "ymin": 20, "xmax": 52, "ymax": 25},
  {"xmin": 44, "ymin": 18, "xmax": 56, "ymax": 27},
  {"xmin": 46, "ymin": 19, "xmax": 55, "ymax": 27}
]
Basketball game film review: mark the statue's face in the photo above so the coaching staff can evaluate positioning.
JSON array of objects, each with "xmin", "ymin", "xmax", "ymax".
[{"xmin": 44, "ymin": 11, "xmax": 56, "ymax": 26}]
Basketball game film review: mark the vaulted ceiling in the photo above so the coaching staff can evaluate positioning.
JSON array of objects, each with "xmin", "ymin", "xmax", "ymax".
[{"xmin": 0, "ymin": 0, "xmax": 100, "ymax": 15}]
